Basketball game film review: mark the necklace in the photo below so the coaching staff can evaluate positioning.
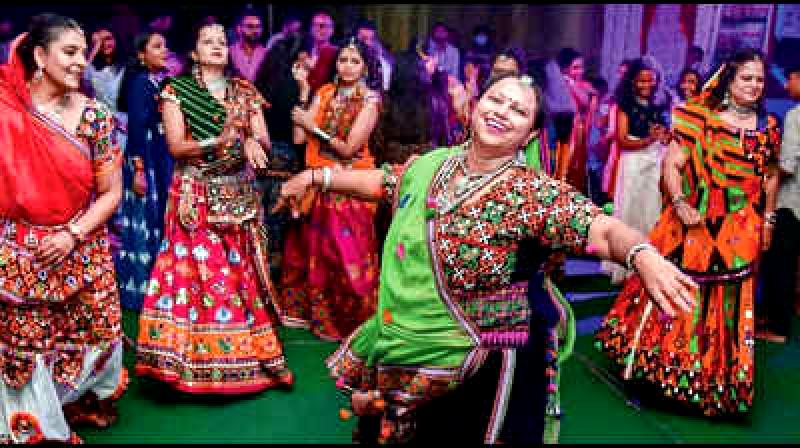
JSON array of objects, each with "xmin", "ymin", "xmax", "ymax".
[
  {"xmin": 34, "ymin": 93, "xmax": 70, "ymax": 125},
  {"xmin": 433, "ymin": 142, "xmax": 524, "ymax": 214},
  {"xmin": 206, "ymin": 76, "xmax": 227, "ymax": 92},
  {"xmin": 728, "ymin": 96, "xmax": 756, "ymax": 118}
]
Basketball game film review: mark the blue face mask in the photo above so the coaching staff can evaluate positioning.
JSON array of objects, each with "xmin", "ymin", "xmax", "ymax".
[{"xmin": 473, "ymin": 34, "xmax": 488, "ymax": 46}]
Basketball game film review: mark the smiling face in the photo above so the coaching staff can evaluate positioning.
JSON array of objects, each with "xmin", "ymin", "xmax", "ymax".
[
  {"xmin": 633, "ymin": 68, "xmax": 657, "ymax": 100},
  {"xmin": 471, "ymin": 77, "xmax": 538, "ymax": 154},
  {"xmin": 140, "ymin": 33, "xmax": 168, "ymax": 72},
  {"xmin": 728, "ymin": 59, "xmax": 765, "ymax": 107},
  {"xmin": 192, "ymin": 25, "xmax": 228, "ymax": 67},
  {"xmin": 336, "ymin": 45, "xmax": 365, "ymax": 85},
  {"xmin": 34, "ymin": 27, "xmax": 87, "ymax": 90}
]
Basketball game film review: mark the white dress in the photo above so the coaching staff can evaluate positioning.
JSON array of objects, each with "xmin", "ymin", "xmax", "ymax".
[{"xmin": 602, "ymin": 137, "xmax": 665, "ymax": 284}]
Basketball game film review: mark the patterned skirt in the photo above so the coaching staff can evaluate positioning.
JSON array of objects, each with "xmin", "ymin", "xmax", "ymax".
[
  {"xmin": 0, "ymin": 219, "xmax": 125, "ymax": 442},
  {"xmin": 277, "ymin": 192, "xmax": 380, "ymax": 341},
  {"xmin": 595, "ymin": 270, "xmax": 755, "ymax": 416},
  {"xmin": 135, "ymin": 175, "xmax": 291, "ymax": 394}
]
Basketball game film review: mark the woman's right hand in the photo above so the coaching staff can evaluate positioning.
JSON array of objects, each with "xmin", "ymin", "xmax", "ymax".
[
  {"xmin": 272, "ymin": 169, "xmax": 314, "ymax": 217},
  {"xmin": 292, "ymin": 58, "xmax": 311, "ymax": 93},
  {"xmin": 674, "ymin": 201, "xmax": 702, "ymax": 226}
]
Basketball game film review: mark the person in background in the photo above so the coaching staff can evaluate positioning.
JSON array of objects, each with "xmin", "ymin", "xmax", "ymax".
[
  {"xmin": 675, "ymin": 67, "xmax": 701, "ymax": 106},
  {"xmin": 277, "ymin": 37, "xmax": 383, "ymax": 342},
  {"xmin": 254, "ymin": 32, "xmax": 306, "ymax": 284},
  {"xmin": 306, "ymin": 10, "xmax": 338, "ymax": 94},
  {"xmin": 113, "ymin": 30, "xmax": 174, "ymax": 311},
  {"xmin": 265, "ymin": 12, "xmax": 303, "ymax": 53},
  {"xmin": 587, "ymin": 76, "xmax": 611, "ymax": 205},
  {"xmin": 229, "ymin": 7, "xmax": 267, "ymax": 83},
  {"xmin": 146, "ymin": 12, "xmax": 184, "ymax": 77},
  {"xmin": 759, "ymin": 64, "xmax": 800, "ymax": 343},
  {"xmin": 135, "ymin": 21, "xmax": 294, "ymax": 394},
  {"xmin": 85, "ymin": 26, "xmax": 126, "ymax": 113},
  {"xmin": 0, "ymin": 13, "xmax": 127, "ymax": 441},
  {"xmin": 355, "ymin": 18, "xmax": 392, "ymax": 92},
  {"xmin": 463, "ymin": 24, "xmax": 495, "ymax": 78},
  {"xmin": 554, "ymin": 47, "xmax": 597, "ymax": 193},
  {"xmin": 0, "ymin": 18, "xmax": 15, "ymax": 63},
  {"xmin": 426, "ymin": 21, "xmax": 460, "ymax": 79},
  {"xmin": 597, "ymin": 49, "xmax": 780, "ymax": 417},
  {"xmin": 601, "ymin": 57, "xmax": 669, "ymax": 284}
]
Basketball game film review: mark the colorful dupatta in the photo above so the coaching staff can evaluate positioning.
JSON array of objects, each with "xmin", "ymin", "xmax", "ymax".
[{"xmin": 0, "ymin": 33, "xmax": 94, "ymax": 226}]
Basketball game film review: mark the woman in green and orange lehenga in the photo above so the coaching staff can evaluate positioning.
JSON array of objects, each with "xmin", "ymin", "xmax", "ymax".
[{"xmin": 595, "ymin": 48, "xmax": 780, "ymax": 417}]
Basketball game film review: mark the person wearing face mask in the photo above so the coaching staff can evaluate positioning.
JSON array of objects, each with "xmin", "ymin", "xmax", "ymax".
[
  {"xmin": 600, "ymin": 58, "xmax": 669, "ymax": 284},
  {"xmin": 112, "ymin": 31, "xmax": 175, "ymax": 311},
  {"xmin": 134, "ymin": 22, "xmax": 294, "ymax": 395},
  {"xmin": 464, "ymin": 25, "xmax": 494, "ymax": 78},
  {"xmin": 0, "ymin": 13, "xmax": 127, "ymax": 442},
  {"xmin": 276, "ymin": 37, "xmax": 384, "ymax": 342},
  {"xmin": 596, "ymin": 49, "xmax": 781, "ymax": 417},
  {"xmin": 229, "ymin": 7, "xmax": 267, "ymax": 83},
  {"xmin": 276, "ymin": 73, "xmax": 697, "ymax": 444}
]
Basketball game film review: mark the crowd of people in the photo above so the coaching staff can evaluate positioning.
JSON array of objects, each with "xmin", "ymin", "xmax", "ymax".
[{"xmin": 0, "ymin": 5, "xmax": 798, "ymax": 444}]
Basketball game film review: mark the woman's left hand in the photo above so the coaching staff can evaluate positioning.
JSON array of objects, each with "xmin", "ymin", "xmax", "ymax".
[
  {"xmin": 244, "ymin": 138, "xmax": 269, "ymax": 170},
  {"xmin": 35, "ymin": 231, "xmax": 76, "ymax": 267},
  {"xmin": 634, "ymin": 249, "xmax": 697, "ymax": 318},
  {"xmin": 291, "ymin": 106, "xmax": 315, "ymax": 132}
]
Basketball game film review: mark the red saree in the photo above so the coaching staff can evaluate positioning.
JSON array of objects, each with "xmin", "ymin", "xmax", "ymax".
[{"xmin": 0, "ymin": 34, "xmax": 125, "ymax": 444}]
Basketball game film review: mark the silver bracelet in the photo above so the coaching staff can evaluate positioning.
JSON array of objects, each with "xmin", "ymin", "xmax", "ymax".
[
  {"xmin": 199, "ymin": 137, "xmax": 218, "ymax": 149},
  {"xmin": 764, "ymin": 211, "xmax": 777, "ymax": 225},
  {"xmin": 313, "ymin": 127, "xmax": 333, "ymax": 143},
  {"xmin": 625, "ymin": 242, "xmax": 656, "ymax": 272},
  {"xmin": 321, "ymin": 166, "xmax": 332, "ymax": 192}
]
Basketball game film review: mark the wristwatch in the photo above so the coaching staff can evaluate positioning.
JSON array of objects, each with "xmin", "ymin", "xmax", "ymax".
[{"xmin": 67, "ymin": 222, "xmax": 85, "ymax": 243}]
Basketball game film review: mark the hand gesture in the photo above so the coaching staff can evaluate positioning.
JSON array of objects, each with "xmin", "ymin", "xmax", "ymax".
[
  {"xmin": 272, "ymin": 169, "xmax": 314, "ymax": 218},
  {"xmin": 35, "ymin": 231, "xmax": 76, "ymax": 267},
  {"xmin": 633, "ymin": 249, "xmax": 697, "ymax": 318},
  {"xmin": 291, "ymin": 106, "xmax": 316, "ymax": 132},
  {"xmin": 291, "ymin": 56, "xmax": 311, "ymax": 93},
  {"xmin": 674, "ymin": 202, "xmax": 702, "ymax": 227},
  {"xmin": 244, "ymin": 137, "xmax": 268, "ymax": 170}
]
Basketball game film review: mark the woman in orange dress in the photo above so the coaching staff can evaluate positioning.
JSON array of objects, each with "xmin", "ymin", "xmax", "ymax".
[
  {"xmin": 596, "ymin": 49, "xmax": 780, "ymax": 417},
  {"xmin": 277, "ymin": 38, "xmax": 383, "ymax": 341}
]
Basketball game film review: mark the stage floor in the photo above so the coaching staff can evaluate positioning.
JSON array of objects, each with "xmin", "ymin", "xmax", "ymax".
[{"xmin": 77, "ymin": 307, "xmax": 800, "ymax": 444}]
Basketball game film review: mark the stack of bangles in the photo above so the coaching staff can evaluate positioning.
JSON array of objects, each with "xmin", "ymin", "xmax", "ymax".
[
  {"xmin": 624, "ymin": 242, "xmax": 657, "ymax": 272},
  {"xmin": 310, "ymin": 166, "xmax": 333, "ymax": 192},
  {"xmin": 313, "ymin": 127, "xmax": 334, "ymax": 144}
]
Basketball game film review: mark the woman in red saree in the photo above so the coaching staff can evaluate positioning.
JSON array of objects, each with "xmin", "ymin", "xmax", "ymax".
[
  {"xmin": 277, "ymin": 38, "xmax": 383, "ymax": 341},
  {"xmin": 0, "ymin": 14, "xmax": 126, "ymax": 443}
]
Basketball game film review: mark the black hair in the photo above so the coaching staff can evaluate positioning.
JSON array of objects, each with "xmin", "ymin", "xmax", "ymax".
[
  {"xmin": 556, "ymin": 47, "xmax": 581, "ymax": 71},
  {"xmin": 331, "ymin": 36, "xmax": 383, "ymax": 92},
  {"xmin": 90, "ymin": 25, "xmax": 125, "ymax": 71},
  {"xmin": 16, "ymin": 13, "xmax": 83, "ymax": 79},
  {"xmin": 235, "ymin": 5, "xmax": 262, "ymax": 26},
  {"xmin": 676, "ymin": 67, "xmax": 701, "ymax": 100},
  {"xmin": 614, "ymin": 57, "xmax": 660, "ymax": 110},
  {"xmin": 706, "ymin": 48, "xmax": 766, "ymax": 114},
  {"xmin": 492, "ymin": 46, "xmax": 526, "ymax": 72},
  {"xmin": 117, "ymin": 31, "xmax": 164, "ymax": 113},
  {"xmin": 481, "ymin": 73, "xmax": 547, "ymax": 132},
  {"xmin": 354, "ymin": 18, "xmax": 376, "ymax": 33},
  {"xmin": 254, "ymin": 32, "xmax": 304, "ymax": 103}
]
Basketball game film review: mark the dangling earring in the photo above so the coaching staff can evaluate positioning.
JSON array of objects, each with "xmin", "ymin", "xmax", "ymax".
[
  {"xmin": 192, "ymin": 62, "xmax": 202, "ymax": 85},
  {"xmin": 333, "ymin": 74, "xmax": 340, "ymax": 86},
  {"xmin": 33, "ymin": 66, "xmax": 44, "ymax": 82},
  {"xmin": 722, "ymin": 91, "xmax": 731, "ymax": 108}
]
